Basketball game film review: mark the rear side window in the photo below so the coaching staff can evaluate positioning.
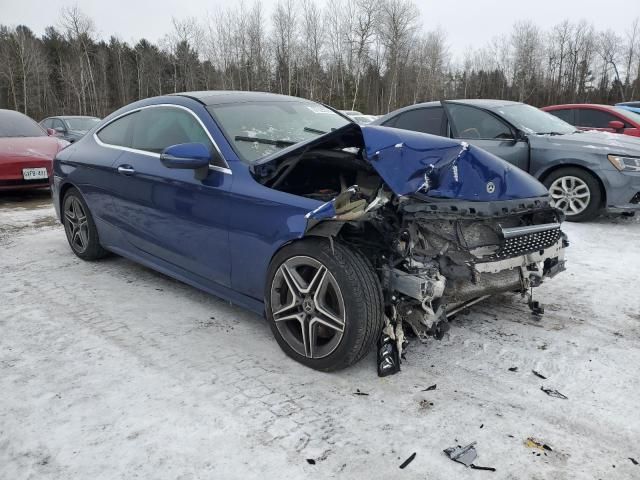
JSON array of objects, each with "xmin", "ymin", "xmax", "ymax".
[
  {"xmin": 385, "ymin": 108, "xmax": 446, "ymax": 135},
  {"xmin": 548, "ymin": 109, "xmax": 575, "ymax": 124},
  {"xmin": 446, "ymin": 103, "xmax": 513, "ymax": 140},
  {"xmin": 96, "ymin": 111, "xmax": 138, "ymax": 147},
  {"xmin": 131, "ymin": 107, "xmax": 213, "ymax": 154},
  {"xmin": 577, "ymin": 109, "xmax": 627, "ymax": 128}
]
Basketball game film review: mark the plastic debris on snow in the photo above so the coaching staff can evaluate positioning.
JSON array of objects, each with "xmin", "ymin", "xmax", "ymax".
[
  {"xmin": 443, "ymin": 442, "xmax": 496, "ymax": 471},
  {"xmin": 540, "ymin": 386, "xmax": 568, "ymax": 399},
  {"xmin": 399, "ymin": 452, "xmax": 416, "ymax": 469}
]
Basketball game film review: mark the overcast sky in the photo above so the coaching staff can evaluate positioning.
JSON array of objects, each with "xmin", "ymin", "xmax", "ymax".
[{"xmin": 1, "ymin": 0, "xmax": 638, "ymax": 60}]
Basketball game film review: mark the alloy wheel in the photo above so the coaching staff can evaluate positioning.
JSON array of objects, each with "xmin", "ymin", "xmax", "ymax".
[
  {"xmin": 64, "ymin": 196, "xmax": 89, "ymax": 253},
  {"xmin": 548, "ymin": 176, "xmax": 591, "ymax": 216},
  {"xmin": 270, "ymin": 256, "xmax": 346, "ymax": 359}
]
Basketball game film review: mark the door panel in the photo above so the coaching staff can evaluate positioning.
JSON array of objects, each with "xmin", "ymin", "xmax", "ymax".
[
  {"xmin": 110, "ymin": 151, "xmax": 232, "ymax": 287},
  {"xmin": 95, "ymin": 104, "xmax": 232, "ymax": 287}
]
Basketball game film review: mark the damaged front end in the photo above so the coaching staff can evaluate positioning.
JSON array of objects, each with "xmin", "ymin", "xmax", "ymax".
[{"xmin": 252, "ymin": 123, "xmax": 568, "ymax": 375}]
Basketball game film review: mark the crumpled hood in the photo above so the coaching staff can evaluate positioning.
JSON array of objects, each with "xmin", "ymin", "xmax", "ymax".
[
  {"xmin": 253, "ymin": 123, "xmax": 548, "ymax": 202},
  {"xmin": 529, "ymin": 130, "xmax": 640, "ymax": 156},
  {"xmin": 360, "ymin": 125, "xmax": 548, "ymax": 201}
]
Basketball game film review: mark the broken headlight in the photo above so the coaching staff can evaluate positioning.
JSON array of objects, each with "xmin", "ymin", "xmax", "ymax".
[{"xmin": 608, "ymin": 154, "xmax": 640, "ymax": 172}]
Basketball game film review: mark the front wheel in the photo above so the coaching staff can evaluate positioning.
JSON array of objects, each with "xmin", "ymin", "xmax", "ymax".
[
  {"xmin": 265, "ymin": 239, "xmax": 384, "ymax": 371},
  {"xmin": 544, "ymin": 167, "xmax": 602, "ymax": 222}
]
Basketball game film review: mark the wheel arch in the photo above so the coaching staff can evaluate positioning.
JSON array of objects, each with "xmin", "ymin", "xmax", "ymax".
[
  {"xmin": 57, "ymin": 181, "xmax": 79, "ymax": 221},
  {"xmin": 537, "ymin": 163, "xmax": 607, "ymax": 208}
]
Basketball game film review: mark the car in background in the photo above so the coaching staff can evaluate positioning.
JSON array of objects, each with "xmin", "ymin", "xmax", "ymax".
[
  {"xmin": 350, "ymin": 114, "xmax": 377, "ymax": 125},
  {"xmin": 542, "ymin": 104, "xmax": 640, "ymax": 137},
  {"xmin": 338, "ymin": 110, "xmax": 378, "ymax": 125},
  {"xmin": 616, "ymin": 101, "xmax": 640, "ymax": 115},
  {"xmin": 373, "ymin": 99, "xmax": 640, "ymax": 221},
  {"xmin": 338, "ymin": 109, "xmax": 363, "ymax": 117},
  {"xmin": 52, "ymin": 91, "xmax": 567, "ymax": 372},
  {"xmin": 0, "ymin": 109, "xmax": 69, "ymax": 191},
  {"xmin": 40, "ymin": 116, "xmax": 101, "ymax": 143}
]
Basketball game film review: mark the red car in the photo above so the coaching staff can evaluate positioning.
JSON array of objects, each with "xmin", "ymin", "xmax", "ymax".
[
  {"xmin": 0, "ymin": 109, "xmax": 69, "ymax": 190},
  {"xmin": 542, "ymin": 103, "xmax": 640, "ymax": 137}
]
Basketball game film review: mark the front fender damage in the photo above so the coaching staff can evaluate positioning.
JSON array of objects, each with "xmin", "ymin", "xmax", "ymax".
[{"xmin": 253, "ymin": 123, "xmax": 569, "ymax": 376}]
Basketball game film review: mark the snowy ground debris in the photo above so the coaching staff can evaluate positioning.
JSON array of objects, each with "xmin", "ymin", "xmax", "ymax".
[{"xmin": 1, "ymin": 190, "xmax": 640, "ymax": 479}]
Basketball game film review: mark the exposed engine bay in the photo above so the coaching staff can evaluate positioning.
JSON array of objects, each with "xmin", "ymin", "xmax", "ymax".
[{"xmin": 252, "ymin": 124, "xmax": 568, "ymax": 376}]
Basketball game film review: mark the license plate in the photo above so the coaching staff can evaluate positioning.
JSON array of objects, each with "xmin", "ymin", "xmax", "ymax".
[{"xmin": 22, "ymin": 168, "xmax": 48, "ymax": 180}]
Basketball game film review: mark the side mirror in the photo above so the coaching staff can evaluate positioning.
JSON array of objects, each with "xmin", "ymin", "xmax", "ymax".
[
  {"xmin": 608, "ymin": 120, "xmax": 625, "ymax": 132},
  {"xmin": 160, "ymin": 143, "xmax": 211, "ymax": 170},
  {"xmin": 54, "ymin": 127, "xmax": 66, "ymax": 134}
]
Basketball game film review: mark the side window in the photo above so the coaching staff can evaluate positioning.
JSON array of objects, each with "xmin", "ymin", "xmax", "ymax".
[
  {"xmin": 41, "ymin": 119, "xmax": 52, "ymax": 128},
  {"xmin": 577, "ymin": 109, "xmax": 625, "ymax": 128},
  {"xmin": 387, "ymin": 108, "xmax": 445, "ymax": 135},
  {"xmin": 96, "ymin": 111, "xmax": 139, "ymax": 147},
  {"xmin": 548, "ymin": 109, "xmax": 575, "ymax": 124},
  {"xmin": 53, "ymin": 119, "xmax": 66, "ymax": 131},
  {"xmin": 131, "ymin": 107, "xmax": 213, "ymax": 154},
  {"xmin": 446, "ymin": 103, "xmax": 513, "ymax": 140}
]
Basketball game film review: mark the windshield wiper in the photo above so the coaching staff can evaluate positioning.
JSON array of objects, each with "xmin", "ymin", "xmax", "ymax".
[
  {"xmin": 536, "ymin": 131, "xmax": 565, "ymax": 136},
  {"xmin": 235, "ymin": 135, "xmax": 296, "ymax": 147},
  {"xmin": 303, "ymin": 126, "xmax": 327, "ymax": 135}
]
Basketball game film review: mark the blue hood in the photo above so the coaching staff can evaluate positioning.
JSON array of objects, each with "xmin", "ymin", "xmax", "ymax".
[
  {"xmin": 252, "ymin": 123, "xmax": 548, "ymax": 203},
  {"xmin": 360, "ymin": 125, "xmax": 548, "ymax": 201}
]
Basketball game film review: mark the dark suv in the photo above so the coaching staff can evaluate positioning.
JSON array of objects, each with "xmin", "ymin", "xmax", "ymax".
[{"xmin": 374, "ymin": 100, "xmax": 640, "ymax": 221}]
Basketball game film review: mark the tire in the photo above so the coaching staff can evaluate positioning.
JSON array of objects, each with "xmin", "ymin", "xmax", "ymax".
[
  {"xmin": 265, "ymin": 238, "xmax": 384, "ymax": 371},
  {"xmin": 543, "ymin": 167, "xmax": 602, "ymax": 222},
  {"xmin": 62, "ymin": 187, "xmax": 109, "ymax": 260}
]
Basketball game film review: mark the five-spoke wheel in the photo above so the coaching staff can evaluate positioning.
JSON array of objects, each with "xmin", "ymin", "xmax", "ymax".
[
  {"xmin": 271, "ymin": 256, "xmax": 346, "ymax": 359},
  {"xmin": 266, "ymin": 239, "xmax": 383, "ymax": 371},
  {"xmin": 63, "ymin": 195, "xmax": 90, "ymax": 253},
  {"xmin": 62, "ymin": 187, "xmax": 108, "ymax": 260}
]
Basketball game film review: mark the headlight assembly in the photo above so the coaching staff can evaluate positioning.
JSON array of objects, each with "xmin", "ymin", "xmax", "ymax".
[{"xmin": 608, "ymin": 154, "xmax": 640, "ymax": 172}]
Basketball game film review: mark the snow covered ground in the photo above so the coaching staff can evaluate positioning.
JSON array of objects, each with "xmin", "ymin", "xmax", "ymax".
[{"xmin": 1, "ymin": 191, "xmax": 639, "ymax": 479}]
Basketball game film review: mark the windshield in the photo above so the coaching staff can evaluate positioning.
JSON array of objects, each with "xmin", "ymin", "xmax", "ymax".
[
  {"xmin": 493, "ymin": 104, "xmax": 576, "ymax": 135},
  {"xmin": 0, "ymin": 110, "xmax": 46, "ymax": 138},
  {"xmin": 613, "ymin": 107, "xmax": 640, "ymax": 124},
  {"xmin": 65, "ymin": 117, "xmax": 100, "ymax": 131},
  {"xmin": 208, "ymin": 100, "xmax": 350, "ymax": 163}
]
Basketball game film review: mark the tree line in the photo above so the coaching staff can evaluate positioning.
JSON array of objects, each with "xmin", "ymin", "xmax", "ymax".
[{"xmin": 1, "ymin": 0, "xmax": 639, "ymax": 121}]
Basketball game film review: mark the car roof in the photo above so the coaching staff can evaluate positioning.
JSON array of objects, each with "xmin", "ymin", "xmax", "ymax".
[
  {"xmin": 374, "ymin": 99, "xmax": 522, "ymax": 124},
  {"xmin": 447, "ymin": 99, "xmax": 522, "ymax": 108},
  {"xmin": 45, "ymin": 115, "xmax": 99, "ymax": 120},
  {"xmin": 542, "ymin": 103, "xmax": 616, "ymax": 110},
  {"xmin": 172, "ymin": 90, "xmax": 311, "ymax": 106}
]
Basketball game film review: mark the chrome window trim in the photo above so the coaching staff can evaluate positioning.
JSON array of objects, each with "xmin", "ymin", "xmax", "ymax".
[{"xmin": 93, "ymin": 103, "xmax": 232, "ymax": 174}]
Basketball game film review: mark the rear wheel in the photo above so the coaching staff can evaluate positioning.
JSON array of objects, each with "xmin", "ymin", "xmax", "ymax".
[
  {"xmin": 544, "ymin": 167, "xmax": 601, "ymax": 222},
  {"xmin": 265, "ymin": 239, "xmax": 383, "ymax": 371},
  {"xmin": 62, "ymin": 187, "xmax": 108, "ymax": 260}
]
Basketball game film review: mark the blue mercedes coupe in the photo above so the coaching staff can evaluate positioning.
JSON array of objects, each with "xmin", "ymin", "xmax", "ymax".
[{"xmin": 52, "ymin": 91, "xmax": 567, "ymax": 372}]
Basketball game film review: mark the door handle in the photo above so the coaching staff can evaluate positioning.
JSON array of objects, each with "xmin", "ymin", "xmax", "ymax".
[{"xmin": 117, "ymin": 165, "xmax": 135, "ymax": 175}]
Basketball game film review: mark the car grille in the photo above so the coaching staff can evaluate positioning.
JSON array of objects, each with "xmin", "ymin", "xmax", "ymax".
[{"xmin": 491, "ymin": 226, "xmax": 562, "ymax": 259}]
